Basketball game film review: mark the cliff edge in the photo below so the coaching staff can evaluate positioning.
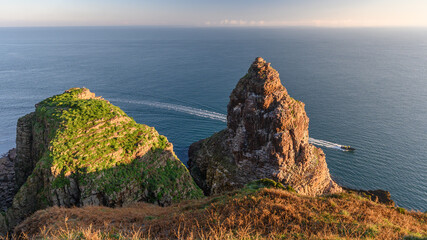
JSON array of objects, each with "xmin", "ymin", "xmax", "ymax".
[
  {"xmin": 188, "ymin": 57, "xmax": 342, "ymax": 196},
  {"xmin": 0, "ymin": 88, "xmax": 203, "ymax": 233}
]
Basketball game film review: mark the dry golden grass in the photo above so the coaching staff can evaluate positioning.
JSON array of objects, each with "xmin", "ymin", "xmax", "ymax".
[{"xmin": 9, "ymin": 188, "xmax": 427, "ymax": 240}]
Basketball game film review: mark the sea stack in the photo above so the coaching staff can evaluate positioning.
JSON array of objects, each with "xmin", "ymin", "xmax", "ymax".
[
  {"xmin": 0, "ymin": 88, "xmax": 203, "ymax": 233},
  {"xmin": 188, "ymin": 57, "xmax": 342, "ymax": 196}
]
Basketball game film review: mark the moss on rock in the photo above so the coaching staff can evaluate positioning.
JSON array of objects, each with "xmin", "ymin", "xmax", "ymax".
[{"xmin": 245, "ymin": 178, "xmax": 297, "ymax": 192}]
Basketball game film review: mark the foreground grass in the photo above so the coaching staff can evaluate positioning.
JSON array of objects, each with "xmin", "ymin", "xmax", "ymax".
[{"xmin": 10, "ymin": 185, "xmax": 427, "ymax": 240}]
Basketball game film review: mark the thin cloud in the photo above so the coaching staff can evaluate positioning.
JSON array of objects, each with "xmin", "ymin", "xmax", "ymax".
[
  {"xmin": 207, "ymin": 19, "xmax": 265, "ymax": 26},
  {"xmin": 205, "ymin": 18, "xmax": 410, "ymax": 27}
]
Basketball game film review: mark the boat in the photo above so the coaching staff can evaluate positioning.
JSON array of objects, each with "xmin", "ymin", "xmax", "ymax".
[{"xmin": 340, "ymin": 145, "xmax": 355, "ymax": 151}]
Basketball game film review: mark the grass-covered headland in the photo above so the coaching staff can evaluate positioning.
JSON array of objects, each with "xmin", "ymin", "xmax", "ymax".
[
  {"xmin": 34, "ymin": 88, "xmax": 202, "ymax": 205},
  {"xmin": 1, "ymin": 88, "xmax": 202, "ymax": 234},
  {"xmin": 35, "ymin": 88, "xmax": 202, "ymax": 203}
]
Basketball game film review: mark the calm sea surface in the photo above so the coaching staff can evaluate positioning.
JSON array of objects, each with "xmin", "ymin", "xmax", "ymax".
[{"xmin": 0, "ymin": 27, "xmax": 426, "ymax": 211}]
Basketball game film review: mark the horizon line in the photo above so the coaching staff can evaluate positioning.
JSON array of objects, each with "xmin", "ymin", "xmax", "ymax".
[{"xmin": 1, "ymin": 24, "xmax": 427, "ymax": 29}]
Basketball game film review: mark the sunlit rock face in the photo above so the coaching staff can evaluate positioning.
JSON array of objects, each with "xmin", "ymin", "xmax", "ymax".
[{"xmin": 188, "ymin": 57, "xmax": 342, "ymax": 196}]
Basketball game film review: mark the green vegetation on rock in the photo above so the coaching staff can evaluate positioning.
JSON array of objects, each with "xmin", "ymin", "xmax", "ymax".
[
  {"xmin": 245, "ymin": 178, "xmax": 286, "ymax": 190},
  {"xmin": 29, "ymin": 88, "xmax": 202, "ymax": 204},
  {"xmin": 245, "ymin": 178, "xmax": 296, "ymax": 193},
  {"xmin": 2, "ymin": 88, "xmax": 203, "ymax": 233}
]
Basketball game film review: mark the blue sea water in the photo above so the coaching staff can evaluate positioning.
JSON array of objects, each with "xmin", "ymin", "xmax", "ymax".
[{"xmin": 0, "ymin": 27, "xmax": 426, "ymax": 211}]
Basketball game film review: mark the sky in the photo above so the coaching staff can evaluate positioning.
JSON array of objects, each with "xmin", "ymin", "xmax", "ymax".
[{"xmin": 1, "ymin": 0, "xmax": 427, "ymax": 27}]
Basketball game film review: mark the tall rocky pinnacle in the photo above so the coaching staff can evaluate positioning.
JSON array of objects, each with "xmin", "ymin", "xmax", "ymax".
[{"xmin": 188, "ymin": 57, "xmax": 342, "ymax": 196}]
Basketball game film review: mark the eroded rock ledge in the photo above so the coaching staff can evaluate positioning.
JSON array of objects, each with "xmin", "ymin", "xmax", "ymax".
[{"xmin": 188, "ymin": 57, "xmax": 342, "ymax": 196}]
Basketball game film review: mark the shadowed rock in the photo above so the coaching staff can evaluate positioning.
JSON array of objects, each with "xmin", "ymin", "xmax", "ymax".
[
  {"xmin": 0, "ymin": 149, "xmax": 16, "ymax": 211},
  {"xmin": 344, "ymin": 187, "xmax": 395, "ymax": 206}
]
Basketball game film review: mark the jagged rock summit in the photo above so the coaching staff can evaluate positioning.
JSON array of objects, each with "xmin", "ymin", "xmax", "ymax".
[
  {"xmin": 188, "ymin": 57, "xmax": 342, "ymax": 196},
  {"xmin": 0, "ymin": 88, "xmax": 203, "ymax": 233}
]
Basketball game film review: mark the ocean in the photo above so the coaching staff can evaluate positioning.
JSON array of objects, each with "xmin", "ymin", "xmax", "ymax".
[{"xmin": 0, "ymin": 27, "xmax": 426, "ymax": 211}]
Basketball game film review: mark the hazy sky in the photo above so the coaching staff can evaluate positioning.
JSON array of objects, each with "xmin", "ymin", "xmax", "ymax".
[{"xmin": 1, "ymin": 0, "xmax": 427, "ymax": 27}]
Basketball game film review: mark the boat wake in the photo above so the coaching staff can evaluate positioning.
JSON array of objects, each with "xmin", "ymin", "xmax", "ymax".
[
  {"xmin": 111, "ymin": 98, "xmax": 348, "ymax": 151},
  {"xmin": 308, "ymin": 138, "xmax": 344, "ymax": 150},
  {"xmin": 110, "ymin": 99, "xmax": 228, "ymax": 123}
]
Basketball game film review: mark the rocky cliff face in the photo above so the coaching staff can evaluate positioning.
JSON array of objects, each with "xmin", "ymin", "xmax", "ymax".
[
  {"xmin": 0, "ymin": 149, "xmax": 16, "ymax": 212},
  {"xmin": 1, "ymin": 88, "xmax": 203, "ymax": 233},
  {"xmin": 188, "ymin": 57, "xmax": 342, "ymax": 196},
  {"xmin": 14, "ymin": 113, "xmax": 36, "ymax": 190}
]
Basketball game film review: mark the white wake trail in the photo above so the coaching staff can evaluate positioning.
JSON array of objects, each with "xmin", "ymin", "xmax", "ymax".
[
  {"xmin": 308, "ymin": 138, "xmax": 343, "ymax": 150},
  {"xmin": 111, "ymin": 98, "xmax": 345, "ymax": 151},
  {"xmin": 110, "ymin": 99, "xmax": 227, "ymax": 122}
]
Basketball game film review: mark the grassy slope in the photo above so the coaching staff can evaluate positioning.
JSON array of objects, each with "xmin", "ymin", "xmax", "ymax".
[
  {"xmin": 15, "ymin": 180, "xmax": 426, "ymax": 240},
  {"xmin": 22, "ymin": 88, "xmax": 203, "ymax": 207},
  {"xmin": 36, "ymin": 88, "xmax": 166, "ymax": 188}
]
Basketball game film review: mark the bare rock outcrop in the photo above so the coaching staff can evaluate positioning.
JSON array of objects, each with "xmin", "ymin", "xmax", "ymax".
[
  {"xmin": 344, "ymin": 187, "xmax": 395, "ymax": 206},
  {"xmin": 188, "ymin": 57, "xmax": 342, "ymax": 196}
]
